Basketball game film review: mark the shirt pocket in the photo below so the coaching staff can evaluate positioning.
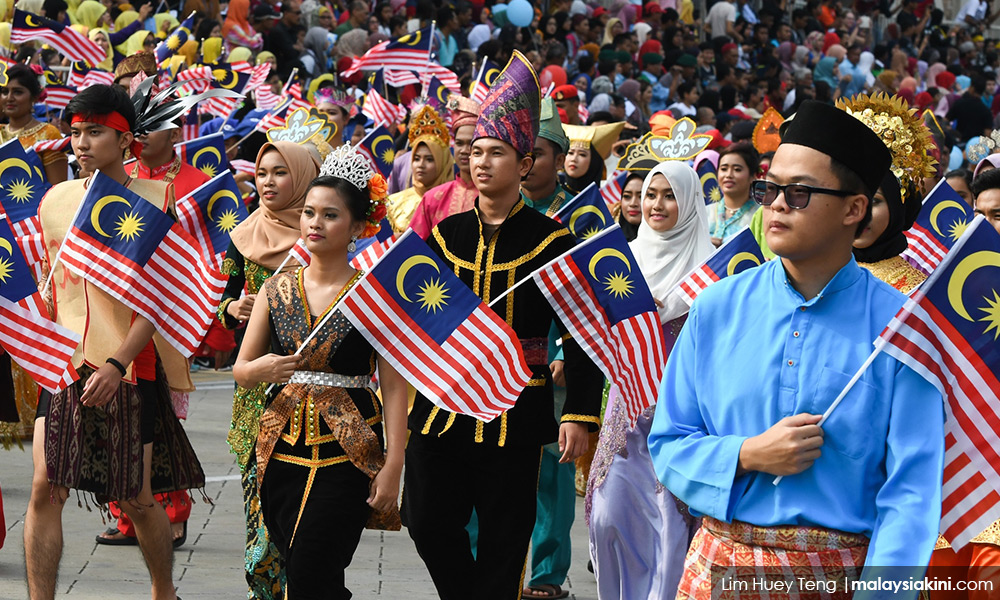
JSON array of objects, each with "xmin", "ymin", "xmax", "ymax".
[{"xmin": 810, "ymin": 366, "xmax": 877, "ymax": 460}]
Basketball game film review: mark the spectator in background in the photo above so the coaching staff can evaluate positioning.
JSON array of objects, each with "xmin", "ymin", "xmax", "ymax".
[
  {"xmin": 437, "ymin": 6, "xmax": 459, "ymax": 67},
  {"xmin": 947, "ymin": 74, "xmax": 994, "ymax": 141}
]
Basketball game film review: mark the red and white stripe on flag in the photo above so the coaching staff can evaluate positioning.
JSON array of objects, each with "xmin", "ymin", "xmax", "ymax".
[
  {"xmin": 384, "ymin": 69, "xmax": 420, "ymax": 87},
  {"xmin": 674, "ymin": 264, "xmax": 720, "ymax": 305},
  {"xmin": 83, "ymin": 69, "xmax": 114, "ymax": 88},
  {"xmin": 363, "ymin": 90, "xmax": 405, "ymax": 127},
  {"xmin": 177, "ymin": 66, "xmax": 213, "ymax": 96},
  {"xmin": 349, "ymin": 235, "xmax": 396, "ymax": 272},
  {"xmin": 290, "ymin": 239, "xmax": 310, "ymax": 266},
  {"xmin": 255, "ymin": 86, "xmax": 281, "ymax": 110},
  {"xmin": 17, "ymin": 232, "xmax": 46, "ymax": 279},
  {"xmin": 339, "ymin": 231, "xmax": 532, "ymax": 422},
  {"xmin": 0, "ymin": 296, "xmax": 80, "ymax": 393},
  {"xmin": 231, "ymin": 159, "xmax": 255, "ymax": 176},
  {"xmin": 34, "ymin": 137, "xmax": 71, "ymax": 154},
  {"xmin": 425, "ymin": 63, "xmax": 462, "ymax": 94},
  {"xmin": 876, "ymin": 218, "xmax": 1000, "ymax": 548},
  {"xmin": 471, "ymin": 80, "xmax": 490, "ymax": 104},
  {"xmin": 244, "ymin": 63, "xmax": 270, "ymax": 93},
  {"xmin": 43, "ymin": 87, "xmax": 76, "ymax": 110},
  {"xmin": 532, "ymin": 239, "xmax": 666, "ymax": 426},
  {"xmin": 578, "ymin": 105, "xmax": 590, "ymax": 124},
  {"xmin": 599, "ymin": 171, "xmax": 625, "ymax": 207},
  {"xmin": 59, "ymin": 225, "xmax": 227, "ymax": 357},
  {"xmin": 903, "ymin": 222, "xmax": 948, "ymax": 275}
]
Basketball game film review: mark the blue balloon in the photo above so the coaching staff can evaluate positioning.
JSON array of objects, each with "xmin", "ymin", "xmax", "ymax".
[
  {"xmin": 493, "ymin": 3, "xmax": 507, "ymax": 12},
  {"xmin": 949, "ymin": 145, "xmax": 964, "ymax": 171},
  {"xmin": 507, "ymin": 0, "xmax": 533, "ymax": 27}
]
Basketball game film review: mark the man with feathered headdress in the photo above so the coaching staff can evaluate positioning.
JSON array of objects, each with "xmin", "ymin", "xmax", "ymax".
[{"xmin": 401, "ymin": 52, "xmax": 603, "ymax": 600}]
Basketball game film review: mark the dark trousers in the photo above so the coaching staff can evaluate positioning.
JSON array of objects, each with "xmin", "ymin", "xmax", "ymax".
[
  {"xmin": 261, "ymin": 460, "xmax": 371, "ymax": 600},
  {"xmin": 402, "ymin": 433, "xmax": 542, "ymax": 600}
]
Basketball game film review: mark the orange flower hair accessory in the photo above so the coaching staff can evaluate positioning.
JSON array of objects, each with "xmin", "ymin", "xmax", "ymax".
[{"xmin": 364, "ymin": 173, "xmax": 389, "ymax": 238}]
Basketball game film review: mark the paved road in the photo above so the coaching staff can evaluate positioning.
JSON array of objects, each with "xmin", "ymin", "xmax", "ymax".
[{"xmin": 0, "ymin": 372, "xmax": 600, "ymax": 599}]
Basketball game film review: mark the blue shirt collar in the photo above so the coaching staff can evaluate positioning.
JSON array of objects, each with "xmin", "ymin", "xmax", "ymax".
[{"xmin": 775, "ymin": 255, "xmax": 863, "ymax": 306}]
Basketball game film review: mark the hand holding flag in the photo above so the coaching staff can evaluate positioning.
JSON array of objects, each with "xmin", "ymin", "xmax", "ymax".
[{"xmin": 339, "ymin": 230, "xmax": 533, "ymax": 422}]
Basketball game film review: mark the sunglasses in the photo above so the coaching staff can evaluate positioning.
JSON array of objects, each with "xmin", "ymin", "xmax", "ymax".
[{"xmin": 751, "ymin": 180, "xmax": 855, "ymax": 210}]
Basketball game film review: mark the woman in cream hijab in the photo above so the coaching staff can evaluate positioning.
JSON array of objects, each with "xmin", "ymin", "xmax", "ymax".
[
  {"xmin": 220, "ymin": 140, "xmax": 320, "ymax": 600},
  {"xmin": 386, "ymin": 105, "xmax": 455, "ymax": 232},
  {"xmin": 588, "ymin": 160, "xmax": 714, "ymax": 600}
]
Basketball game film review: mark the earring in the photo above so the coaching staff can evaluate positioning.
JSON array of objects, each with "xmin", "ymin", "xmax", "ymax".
[{"xmin": 348, "ymin": 236, "xmax": 357, "ymax": 253}]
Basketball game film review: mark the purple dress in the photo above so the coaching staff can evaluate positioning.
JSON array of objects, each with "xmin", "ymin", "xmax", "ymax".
[{"xmin": 586, "ymin": 316, "xmax": 699, "ymax": 599}]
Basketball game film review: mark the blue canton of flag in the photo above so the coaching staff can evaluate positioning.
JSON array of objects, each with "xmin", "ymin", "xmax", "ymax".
[
  {"xmin": 369, "ymin": 231, "xmax": 477, "ymax": 345},
  {"xmin": 552, "ymin": 182, "xmax": 615, "ymax": 242},
  {"xmin": 532, "ymin": 225, "xmax": 665, "ymax": 425},
  {"xmin": 670, "ymin": 226, "xmax": 765, "ymax": 307},
  {"xmin": 72, "ymin": 174, "xmax": 173, "ymax": 266},
  {"xmin": 340, "ymin": 229, "xmax": 532, "ymax": 421},
  {"xmin": 156, "ymin": 14, "xmax": 195, "ymax": 63},
  {"xmin": 176, "ymin": 172, "xmax": 248, "ymax": 263},
  {"xmin": 175, "ymin": 133, "xmax": 230, "ymax": 178},
  {"xmin": 0, "ymin": 217, "xmax": 38, "ymax": 304},
  {"xmin": 696, "ymin": 154, "xmax": 722, "ymax": 205},
  {"xmin": 876, "ymin": 216, "xmax": 1000, "ymax": 548},
  {"xmin": 904, "ymin": 179, "xmax": 975, "ymax": 275},
  {"xmin": 358, "ymin": 125, "xmax": 396, "ymax": 179},
  {"xmin": 0, "ymin": 139, "xmax": 50, "ymax": 231},
  {"xmin": 425, "ymin": 76, "xmax": 452, "ymax": 111}
]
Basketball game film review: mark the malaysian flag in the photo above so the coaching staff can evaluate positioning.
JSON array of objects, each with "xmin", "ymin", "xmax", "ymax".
[
  {"xmin": 231, "ymin": 159, "xmax": 255, "ymax": 176},
  {"xmin": 254, "ymin": 86, "xmax": 282, "ymax": 110},
  {"xmin": 425, "ymin": 76, "xmax": 451, "ymax": 112},
  {"xmin": 599, "ymin": 171, "xmax": 629, "ymax": 207},
  {"xmin": 425, "ymin": 63, "xmax": 462, "ymax": 94},
  {"xmin": 182, "ymin": 105, "xmax": 199, "ymax": 141},
  {"xmin": 176, "ymin": 65, "xmax": 213, "ymax": 96},
  {"xmin": 695, "ymin": 151, "xmax": 722, "ymax": 204},
  {"xmin": 155, "ymin": 13, "xmax": 194, "ymax": 63},
  {"xmin": 290, "ymin": 239, "xmax": 310, "ymax": 266},
  {"xmin": 15, "ymin": 230, "xmax": 46, "ymax": 279},
  {"xmin": 552, "ymin": 182, "xmax": 615, "ymax": 242},
  {"xmin": 175, "ymin": 172, "xmax": 248, "ymax": 267},
  {"xmin": 0, "ymin": 218, "xmax": 80, "ymax": 392},
  {"xmin": 471, "ymin": 58, "xmax": 501, "ymax": 104},
  {"xmin": 32, "ymin": 137, "xmax": 71, "ymax": 154},
  {"xmin": 42, "ymin": 85, "xmax": 77, "ymax": 110},
  {"xmin": 11, "ymin": 10, "xmax": 105, "ymax": 66},
  {"xmin": 349, "ymin": 219, "xmax": 395, "ymax": 271},
  {"xmin": 903, "ymin": 179, "xmax": 974, "ymax": 275},
  {"xmin": 356, "ymin": 125, "xmax": 396, "ymax": 178},
  {"xmin": 669, "ymin": 227, "xmax": 765, "ymax": 306},
  {"xmin": 256, "ymin": 96, "xmax": 309, "ymax": 132},
  {"xmin": 340, "ymin": 229, "xmax": 532, "ymax": 421},
  {"xmin": 244, "ymin": 62, "xmax": 271, "ymax": 93},
  {"xmin": 384, "ymin": 69, "xmax": 420, "ymax": 87},
  {"xmin": 875, "ymin": 216, "xmax": 1000, "ymax": 548},
  {"xmin": 57, "ymin": 172, "xmax": 226, "ymax": 357},
  {"xmin": 175, "ymin": 133, "xmax": 230, "ymax": 178},
  {"xmin": 578, "ymin": 104, "xmax": 590, "ymax": 124},
  {"xmin": 362, "ymin": 70, "xmax": 406, "ymax": 127},
  {"xmin": 201, "ymin": 67, "xmax": 249, "ymax": 118},
  {"xmin": 0, "ymin": 139, "xmax": 50, "ymax": 237},
  {"xmin": 342, "ymin": 26, "xmax": 434, "ymax": 77},
  {"xmin": 68, "ymin": 62, "xmax": 113, "ymax": 89},
  {"xmin": 532, "ymin": 225, "xmax": 666, "ymax": 425}
]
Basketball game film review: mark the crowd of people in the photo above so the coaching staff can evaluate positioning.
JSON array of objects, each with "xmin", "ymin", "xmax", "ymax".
[{"xmin": 2, "ymin": 0, "xmax": 1000, "ymax": 598}]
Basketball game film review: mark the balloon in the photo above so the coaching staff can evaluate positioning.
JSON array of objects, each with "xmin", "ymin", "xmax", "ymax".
[{"xmin": 507, "ymin": 0, "xmax": 533, "ymax": 27}]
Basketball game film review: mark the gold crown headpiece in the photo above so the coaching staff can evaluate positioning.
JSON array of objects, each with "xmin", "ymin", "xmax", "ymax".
[
  {"xmin": 407, "ymin": 104, "xmax": 450, "ymax": 148},
  {"xmin": 836, "ymin": 92, "xmax": 937, "ymax": 202}
]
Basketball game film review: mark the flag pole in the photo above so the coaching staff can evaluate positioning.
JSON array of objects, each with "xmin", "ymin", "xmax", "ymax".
[
  {"xmin": 227, "ymin": 68, "xmax": 299, "ymax": 151},
  {"xmin": 42, "ymin": 170, "xmax": 95, "ymax": 294},
  {"xmin": 772, "ymin": 345, "xmax": 882, "ymax": 485},
  {"xmin": 260, "ymin": 227, "xmax": 410, "ymax": 395}
]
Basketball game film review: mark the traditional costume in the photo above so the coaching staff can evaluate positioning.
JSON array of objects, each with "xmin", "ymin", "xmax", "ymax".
[
  {"xmin": 560, "ymin": 121, "xmax": 626, "ymax": 196},
  {"xmin": 521, "ymin": 97, "xmax": 572, "ymax": 218},
  {"xmin": 386, "ymin": 105, "xmax": 454, "ymax": 233},
  {"xmin": 222, "ymin": 141, "xmax": 320, "ymax": 600},
  {"xmin": 647, "ymin": 101, "xmax": 946, "ymax": 598},
  {"xmin": 257, "ymin": 144, "xmax": 398, "ymax": 599},
  {"xmin": 401, "ymin": 52, "xmax": 603, "ymax": 600},
  {"xmin": 410, "ymin": 96, "xmax": 480, "ymax": 239},
  {"xmin": 588, "ymin": 160, "xmax": 714, "ymax": 599},
  {"xmin": 37, "ymin": 105, "xmax": 203, "ymax": 506},
  {"xmin": 838, "ymin": 93, "xmax": 935, "ymax": 295}
]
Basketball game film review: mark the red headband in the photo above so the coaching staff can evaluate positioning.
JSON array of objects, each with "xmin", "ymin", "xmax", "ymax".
[{"xmin": 71, "ymin": 111, "xmax": 143, "ymax": 160}]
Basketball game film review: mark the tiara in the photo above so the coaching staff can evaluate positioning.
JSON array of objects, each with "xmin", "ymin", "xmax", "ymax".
[{"xmin": 319, "ymin": 144, "xmax": 375, "ymax": 192}]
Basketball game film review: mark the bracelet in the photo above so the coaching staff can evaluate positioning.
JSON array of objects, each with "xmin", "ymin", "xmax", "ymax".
[{"xmin": 106, "ymin": 357, "xmax": 127, "ymax": 377}]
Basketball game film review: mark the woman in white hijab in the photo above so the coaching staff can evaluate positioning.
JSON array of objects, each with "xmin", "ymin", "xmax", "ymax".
[
  {"xmin": 630, "ymin": 160, "xmax": 715, "ymax": 324},
  {"xmin": 587, "ymin": 160, "xmax": 714, "ymax": 600}
]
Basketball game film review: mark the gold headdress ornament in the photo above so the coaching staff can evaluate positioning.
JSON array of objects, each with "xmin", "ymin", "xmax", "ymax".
[
  {"xmin": 835, "ymin": 92, "xmax": 937, "ymax": 202},
  {"xmin": 965, "ymin": 129, "xmax": 1000, "ymax": 164},
  {"xmin": 563, "ymin": 121, "xmax": 627, "ymax": 160},
  {"xmin": 616, "ymin": 118, "xmax": 712, "ymax": 172},
  {"xmin": 752, "ymin": 107, "xmax": 783, "ymax": 154},
  {"xmin": 266, "ymin": 107, "xmax": 338, "ymax": 159},
  {"xmin": 408, "ymin": 104, "xmax": 450, "ymax": 149}
]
